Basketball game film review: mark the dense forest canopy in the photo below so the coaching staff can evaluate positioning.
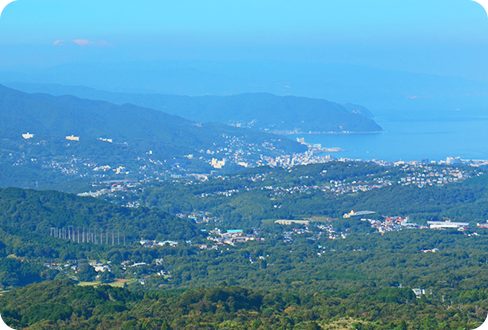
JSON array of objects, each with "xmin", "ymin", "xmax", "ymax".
[{"xmin": 0, "ymin": 187, "xmax": 199, "ymax": 241}]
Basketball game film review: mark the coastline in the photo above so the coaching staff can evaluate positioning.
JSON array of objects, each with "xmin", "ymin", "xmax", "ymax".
[{"xmin": 277, "ymin": 130, "xmax": 386, "ymax": 135}]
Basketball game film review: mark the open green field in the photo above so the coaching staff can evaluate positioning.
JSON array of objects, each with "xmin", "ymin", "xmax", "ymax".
[{"xmin": 77, "ymin": 279, "xmax": 136, "ymax": 287}]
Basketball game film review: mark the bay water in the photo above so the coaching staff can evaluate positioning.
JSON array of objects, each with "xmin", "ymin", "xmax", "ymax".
[{"xmin": 296, "ymin": 112, "xmax": 488, "ymax": 162}]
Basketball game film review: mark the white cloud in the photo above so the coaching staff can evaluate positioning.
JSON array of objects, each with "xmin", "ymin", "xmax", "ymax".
[
  {"xmin": 72, "ymin": 39, "xmax": 91, "ymax": 46},
  {"xmin": 52, "ymin": 39, "xmax": 113, "ymax": 47}
]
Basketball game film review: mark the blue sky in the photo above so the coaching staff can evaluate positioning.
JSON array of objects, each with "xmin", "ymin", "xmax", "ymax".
[{"xmin": 0, "ymin": 0, "xmax": 488, "ymax": 81}]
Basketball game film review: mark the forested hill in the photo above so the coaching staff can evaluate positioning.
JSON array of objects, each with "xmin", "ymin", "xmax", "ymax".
[
  {"xmin": 0, "ymin": 276, "xmax": 485, "ymax": 330},
  {"xmin": 1, "ymin": 83, "xmax": 382, "ymax": 133},
  {"xmin": 0, "ymin": 84, "xmax": 305, "ymax": 156},
  {"xmin": 0, "ymin": 187, "xmax": 199, "ymax": 241}
]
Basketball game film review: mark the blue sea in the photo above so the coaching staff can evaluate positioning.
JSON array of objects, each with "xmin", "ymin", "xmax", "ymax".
[{"xmin": 296, "ymin": 112, "xmax": 488, "ymax": 162}]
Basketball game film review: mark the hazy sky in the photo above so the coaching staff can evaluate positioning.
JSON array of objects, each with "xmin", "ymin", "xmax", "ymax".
[{"xmin": 0, "ymin": 0, "xmax": 488, "ymax": 81}]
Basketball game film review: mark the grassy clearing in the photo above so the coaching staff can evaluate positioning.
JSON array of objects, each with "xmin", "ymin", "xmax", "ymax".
[
  {"xmin": 110, "ymin": 279, "xmax": 136, "ymax": 287},
  {"xmin": 77, "ymin": 281, "xmax": 101, "ymax": 287},
  {"xmin": 77, "ymin": 279, "xmax": 137, "ymax": 288},
  {"xmin": 321, "ymin": 317, "xmax": 368, "ymax": 330}
]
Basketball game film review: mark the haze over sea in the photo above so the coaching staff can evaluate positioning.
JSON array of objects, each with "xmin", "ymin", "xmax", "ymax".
[{"xmin": 298, "ymin": 110, "xmax": 488, "ymax": 162}]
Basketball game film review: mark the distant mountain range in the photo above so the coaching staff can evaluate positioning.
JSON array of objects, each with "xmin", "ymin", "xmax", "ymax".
[
  {"xmin": 0, "ymin": 83, "xmax": 382, "ymax": 134},
  {"xmin": 2, "ymin": 60, "xmax": 488, "ymax": 118},
  {"xmin": 0, "ymin": 84, "xmax": 305, "ymax": 157}
]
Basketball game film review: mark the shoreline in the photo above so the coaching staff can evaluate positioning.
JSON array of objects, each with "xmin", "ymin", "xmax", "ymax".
[{"xmin": 279, "ymin": 131, "xmax": 386, "ymax": 135}]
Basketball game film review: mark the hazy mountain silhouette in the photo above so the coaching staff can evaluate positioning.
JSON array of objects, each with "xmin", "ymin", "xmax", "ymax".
[{"xmin": 0, "ymin": 83, "xmax": 382, "ymax": 133}]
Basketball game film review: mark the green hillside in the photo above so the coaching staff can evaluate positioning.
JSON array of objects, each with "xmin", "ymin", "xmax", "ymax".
[
  {"xmin": 0, "ymin": 187, "xmax": 198, "ymax": 241},
  {"xmin": 0, "ymin": 84, "xmax": 305, "ymax": 156}
]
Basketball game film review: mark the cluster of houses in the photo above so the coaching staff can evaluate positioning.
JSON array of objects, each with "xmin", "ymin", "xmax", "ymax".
[
  {"xmin": 176, "ymin": 211, "xmax": 221, "ymax": 223},
  {"xmin": 362, "ymin": 216, "xmax": 421, "ymax": 233},
  {"xmin": 89, "ymin": 261, "xmax": 112, "ymax": 272},
  {"xmin": 361, "ymin": 216, "xmax": 475, "ymax": 233},
  {"xmin": 315, "ymin": 224, "xmax": 349, "ymax": 240},
  {"xmin": 139, "ymin": 240, "xmax": 179, "ymax": 247},
  {"xmin": 397, "ymin": 164, "xmax": 476, "ymax": 188},
  {"xmin": 274, "ymin": 219, "xmax": 349, "ymax": 242},
  {"xmin": 207, "ymin": 229, "xmax": 260, "ymax": 245},
  {"xmin": 282, "ymin": 227, "xmax": 314, "ymax": 243},
  {"xmin": 43, "ymin": 261, "xmax": 113, "ymax": 275},
  {"xmin": 198, "ymin": 176, "xmax": 393, "ymax": 201}
]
